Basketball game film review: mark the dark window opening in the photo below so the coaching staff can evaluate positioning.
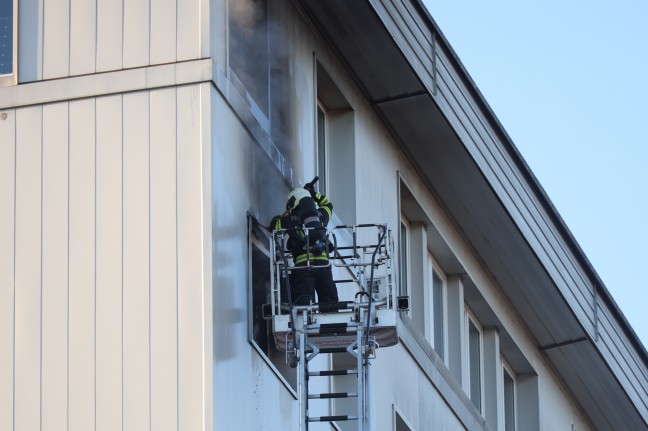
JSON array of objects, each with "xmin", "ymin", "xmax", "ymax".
[{"xmin": 249, "ymin": 221, "xmax": 297, "ymax": 392}]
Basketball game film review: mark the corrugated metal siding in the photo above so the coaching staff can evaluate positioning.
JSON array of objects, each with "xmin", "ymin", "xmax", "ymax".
[
  {"xmin": 0, "ymin": 84, "xmax": 211, "ymax": 431},
  {"xmin": 18, "ymin": 0, "xmax": 207, "ymax": 82}
]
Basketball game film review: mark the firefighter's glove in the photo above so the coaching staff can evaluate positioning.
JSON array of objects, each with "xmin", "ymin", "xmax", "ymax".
[{"xmin": 304, "ymin": 183, "xmax": 317, "ymax": 199}]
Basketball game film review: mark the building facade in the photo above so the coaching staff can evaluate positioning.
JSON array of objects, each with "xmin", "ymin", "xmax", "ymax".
[{"xmin": 1, "ymin": 0, "xmax": 646, "ymax": 430}]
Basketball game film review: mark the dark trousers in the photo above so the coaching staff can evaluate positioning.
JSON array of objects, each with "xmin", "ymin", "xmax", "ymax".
[{"xmin": 289, "ymin": 260, "xmax": 339, "ymax": 305}]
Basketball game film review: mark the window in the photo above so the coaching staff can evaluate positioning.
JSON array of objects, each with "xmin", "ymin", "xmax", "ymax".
[
  {"xmin": 399, "ymin": 218, "xmax": 410, "ymax": 299},
  {"xmin": 428, "ymin": 253, "xmax": 446, "ymax": 361},
  {"xmin": 248, "ymin": 219, "xmax": 297, "ymax": 393},
  {"xmin": 502, "ymin": 362, "xmax": 516, "ymax": 431},
  {"xmin": 0, "ymin": 0, "xmax": 16, "ymax": 86},
  {"xmin": 316, "ymin": 101, "xmax": 328, "ymax": 196},
  {"xmin": 466, "ymin": 312, "xmax": 483, "ymax": 412},
  {"xmin": 316, "ymin": 60, "xmax": 355, "ymax": 224}
]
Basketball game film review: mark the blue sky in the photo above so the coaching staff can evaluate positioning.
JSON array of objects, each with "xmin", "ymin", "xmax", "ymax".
[{"xmin": 422, "ymin": 0, "xmax": 648, "ymax": 346}]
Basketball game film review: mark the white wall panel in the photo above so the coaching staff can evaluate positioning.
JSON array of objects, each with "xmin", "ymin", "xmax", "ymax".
[
  {"xmin": 18, "ymin": 0, "xmax": 209, "ymax": 80},
  {"xmin": 41, "ymin": 102, "xmax": 70, "ymax": 431},
  {"xmin": 70, "ymin": 0, "xmax": 97, "ymax": 75},
  {"xmin": 150, "ymin": 88, "xmax": 179, "ymax": 431},
  {"xmin": 151, "ymin": 0, "xmax": 177, "ymax": 65},
  {"xmin": 124, "ymin": 0, "xmax": 151, "ymax": 69},
  {"xmin": 123, "ymin": 91, "xmax": 151, "ymax": 431},
  {"xmin": 96, "ymin": 94, "xmax": 124, "ymax": 431},
  {"xmin": 200, "ymin": 83, "xmax": 213, "ymax": 431},
  {"xmin": 177, "ymin": 0, "xmax": 201, "ymax": 61},
  {"xmin": 96, "ymin": 0, "xmax": 123, "ymax": 72},
  {"xmin": 177, "ymin": 84, "xmax": 205, "ymax": 430},
  {"xmin": 68, "ymin": 99, "xmax": 96, "ymax": 431},
  {"xmin": 4, "ymin": 85, "xmax": 210, "ymax": 431},
  {"xmin": 0, "ymin": 109, "xmax": 16, "ymax": 431},
  {"xmin": 14, "ymin": 106, "xmax": 42, "ymax": 431},
  {"xmin": 43, "ymin": 0, "xmax": 70, "ymax": 79}
]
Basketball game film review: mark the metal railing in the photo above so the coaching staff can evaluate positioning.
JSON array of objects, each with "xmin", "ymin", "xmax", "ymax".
[{"xmin": 269, "ymin": 223, "xmax": 394, "ymax": 317}]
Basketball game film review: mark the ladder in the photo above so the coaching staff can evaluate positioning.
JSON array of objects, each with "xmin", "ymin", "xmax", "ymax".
[
  {"xmin": 291, "ymin": 300, "xmax": 378, "ymax": 431},
  {"xmin": 270, "ymin": 224, "xmax": 401, "ymax": 431}
]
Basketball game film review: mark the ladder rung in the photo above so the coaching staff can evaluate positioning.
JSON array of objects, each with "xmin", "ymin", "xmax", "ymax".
[
  {"xmin": 308, "ymin": 415, "xmax": 358, "ymax": 422},
  {"xmin": 318, "ymin": 301, "xmax": 354, "ymax": 313},
  {"xmin": 318, "ymin": 347, "xmax": 352, "ymax": 354},
  {"xmin": 309, "ymin": 369, "xmax": 358, "ymax": 376},
  {"xmin": 309, "ymin": 392, "xmax": 357, "ymax": 399},
  {"xmin": 317, "ymin": 323, "xmax": 356, "ymax": 334}
]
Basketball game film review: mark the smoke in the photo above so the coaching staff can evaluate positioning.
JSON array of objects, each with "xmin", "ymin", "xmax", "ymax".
[
  {"xmin": 227, "ymin": 0, "xmax": 306, "ymax": 220},
  {"xmin": 229, "ymin": 0, "xmax": 265, "ymax": 38}
]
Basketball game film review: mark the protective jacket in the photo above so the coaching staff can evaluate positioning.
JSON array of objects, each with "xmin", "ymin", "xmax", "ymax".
[{"xmin": 274, "ymin": 190, "xmax": 333, "ymax": 265}]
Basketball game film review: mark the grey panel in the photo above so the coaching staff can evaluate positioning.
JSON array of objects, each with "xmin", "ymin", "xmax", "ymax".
[
  {"xmin": 596, "ymin": 301, "xmax": 648, "ymax": 418},
  {"xmin": 301, "ymin": 0, "xmax": 423, "ymax": 101},
  {"xmin": 375, "ymin": 93, "xmax": 585, "ymax": 346},
  {"xmin": 545, "ymin": 342, "xmax": 646, "ymax": 431},
  {"xmin": 432, "ymin": 49, "xmax": 598, "ymax": 332}
]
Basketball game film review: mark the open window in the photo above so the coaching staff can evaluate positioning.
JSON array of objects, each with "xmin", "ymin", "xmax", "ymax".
[
  {"xmin": 0, "ymin": 0, "xmax": 17, "ymax": 86},
  {"xmin": 248, "ymin": 218, "xmax": 297, "ymax": 393}
]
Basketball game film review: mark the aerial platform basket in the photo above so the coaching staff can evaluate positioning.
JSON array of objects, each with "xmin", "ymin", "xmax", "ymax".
[{"xmin": 268, "ymin": 223, "xmax": 403, "ymax": 353}]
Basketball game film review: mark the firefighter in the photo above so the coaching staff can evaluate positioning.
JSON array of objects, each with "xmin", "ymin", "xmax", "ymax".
[{"xmin": 271, "ymin": 184, "xmax": 338, "ymax": 306}]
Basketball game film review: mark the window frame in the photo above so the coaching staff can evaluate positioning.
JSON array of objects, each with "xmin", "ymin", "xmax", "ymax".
[
  {"xmin": 0, "ymin": 0, "xmax": 17, "ymax": 87},
  {"xmin": 465, "ymin": 308, "xmax": 484, "ymax": 413}
]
